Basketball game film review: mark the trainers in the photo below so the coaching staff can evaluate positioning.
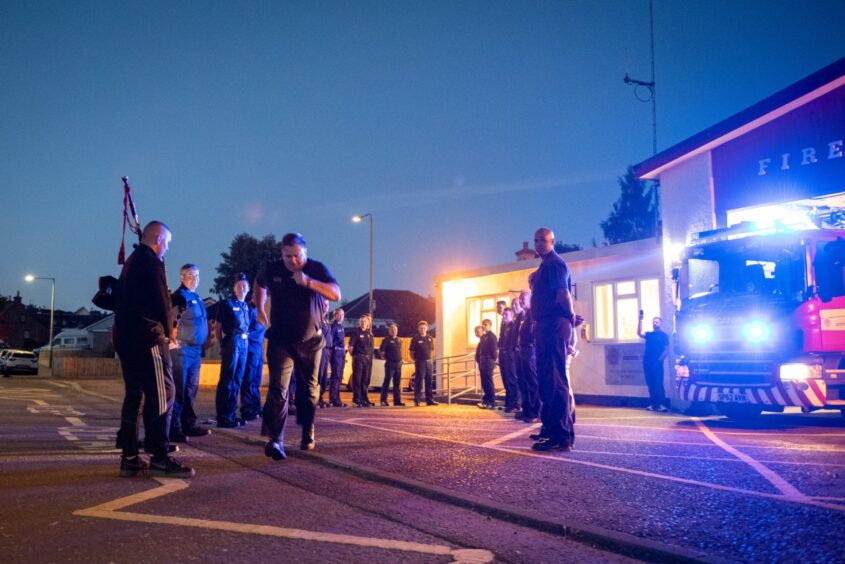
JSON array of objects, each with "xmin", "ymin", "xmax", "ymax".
[
  {"xmin": 143, "ymin": 442, "xmax": 178, "ymax": 454},
  {"xmin": 119, "ymin": 455, "xmax": 149, "ymax": 478},
  {"xmin": 150, "ymin": 456, "xmax": 195, "ymax": 478},
  {"xmin": 645, "ymin": 405, "xmax": 656, "ymax": 412},
  {"xmin": 427, "ymin": 400, "xmax": 439, "ymax": 406},
  {"xmin": 395, "ymin": 402, "xmax": 407, "ymax": 406},
  {"xmin": 185, "ymin": 426, "xmax": 211, "ymax": 437},
  {"xmin": 529, "ymin": 432, "xmax": 550, "ymax": 441},
  {"xmin": 216, "ymin": 419, "xmax": 240, "ymax": 428},
  {"xmin": 380, "ymin": 400, "xmax": 389, "ymax": 406},
  {"xmin": 264, "ymin": 440, "xmax": 287, "ymax": 461},
  {"xmin": 330, "ymin": 402, "xmax": 347, "ymax": 408},
  {"xmin": 531, "ymin": 438, "xmax": 572, "ymax": 452},
  {"xmin": 657, "ymin": 405, "xmax": 669, "ymax": 413}
]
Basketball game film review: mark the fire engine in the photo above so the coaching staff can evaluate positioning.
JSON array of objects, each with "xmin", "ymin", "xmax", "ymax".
[{"xmin": 673, "ymin": 210, "xmax": 845, "ymax": 418}]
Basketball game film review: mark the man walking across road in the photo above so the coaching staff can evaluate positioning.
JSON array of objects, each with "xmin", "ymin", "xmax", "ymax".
[
  {"xmin": 476, "ymin": 319, "xmax": 498, "ymax": 409},
  {"xmin": 170, "ymin": 264, "xmax": 210, "ymax": 442},
  {"xmin": 114, "ymin": 221, "xmax": 194, "ymax": 478},
  {"xmin": 409, "ymin": 321, "xmax": 437, "ymax": 406},
  {"xmin": 530, "ymin": 227, "xmax": 577, "ymax": 452},
  {"xmin": 255, "ymin": 233, "xmax": 341, "ymax": 460},
  {"xmin": 638, "ymin": 312, "xmax": 670, "ymax": 412}
]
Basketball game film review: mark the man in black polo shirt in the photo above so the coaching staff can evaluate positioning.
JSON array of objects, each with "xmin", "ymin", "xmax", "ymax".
[
  {"xmin": 254, "ymin": 233, "xmax": 341, "ymax": 460},
  {"xmin": 348, "ymin": 314, "xmax": 374, "ymax": 407},
  {"xmin": 476, "ymin": 319, "xmax": 498, "ymax": 409},
  {"xmin": 409, "ymin": 321, "xmax": 437, "ymax": 406},
  {"xmin": 378, "ymin": 322, "xmax": 405, "ymax": 406},
  {"xmin": 530, "ymin": 227, "xmax": 577, "ymax": 452}
]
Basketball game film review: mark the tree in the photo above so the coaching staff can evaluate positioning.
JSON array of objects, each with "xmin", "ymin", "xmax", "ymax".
[
  {"xmin": 554, "ymin": 241, "xmax": 582, "ymax": 254},
  {"xmin": 212, "ymin": 233, "xmax": 279, "ymax": 299},
  {"xmin": 600, "ymin": 166, "xmax": 660, "ymax": 245}
]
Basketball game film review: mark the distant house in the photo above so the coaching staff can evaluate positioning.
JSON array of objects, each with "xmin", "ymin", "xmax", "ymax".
[
  {"xmin": 0, "ymin": 293, "xmax": 49, "ymax": 350},
  {"xmin": 341, "ymin": 289, "xmax": 435, "ymax": 337}
]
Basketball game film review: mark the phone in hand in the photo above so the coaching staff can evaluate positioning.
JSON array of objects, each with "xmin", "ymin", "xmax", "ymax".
[{"xmin": 639, "ymin": 309, "xmax": 644, "ymax": 319}]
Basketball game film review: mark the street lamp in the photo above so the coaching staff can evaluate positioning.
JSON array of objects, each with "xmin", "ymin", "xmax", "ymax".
[
  {"xmin": 352, "ymin": 213, "xmax": 374, "ymax": 320},
  {"xmin": 25, "ymin": 274, "xmax": 55, "ymax": 370}
]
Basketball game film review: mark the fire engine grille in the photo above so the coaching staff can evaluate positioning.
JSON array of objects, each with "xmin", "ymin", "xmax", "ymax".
[{"xmin": 688, "ymin": 353, "xmax": 776, "ymax": 386}]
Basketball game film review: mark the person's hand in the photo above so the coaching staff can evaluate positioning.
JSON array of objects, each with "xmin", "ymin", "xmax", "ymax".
[
  {"xmin": 567, "ymin": 345, "xmax": 579, "ymax": 358},
  {"xmin": 168, "ymin": 340, "xmax": 180, "ymax": 350},
  {"xmin": 258, "ymin": 310, "xmax": 269, "ymax": 326},
  {"xmin": 574, "ymin": 314, "xmax": 585, "ymax": 327},
  {"xmin": 638, "ymin": 310, "xmax": 644, "ymax": 320},
  {"xmin": 293, "ymin": 270, "xmax": 310, "ymax": 287}
]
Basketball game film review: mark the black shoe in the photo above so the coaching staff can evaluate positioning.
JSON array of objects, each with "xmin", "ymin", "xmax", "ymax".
[
  {"xmin": 264, "ymin": 441, "xmax": 287, "ymax": 461},
  {"xmin": 529, "ymin": 432, "xmax": 550, "ymax": 441},
  {"xmin": 513, "ymin": 411, "xmax": 525, "ymax": 420},
  {"xmin": 504, "ymin": 407, "xmax": 517, "ymax": 414},
  {"xmin": 330, "ymin": 402, "xmax": 347, "ymax": 408},
  {"xmin": 150, "ymin": 456, "xmax": 196, "ymax": 478},
  {"xmin": 427, "ymin": 400, "xmax": 439, "ymax": 406},
  {"xmin": 234, "ymin": 417, "xmax": 246, "ymax": 426},
  {"xmin": 380, "ymin": 400, "xmax": 389, "ymax": 406},
  {"xmin": 216, "ymin": 419, "xmax": 240, "ymax": 428},
  {"xmin": 353, "ymin": 402, "xmax": 364, "ymax": 407},
  {"xmin": 119, "ymin": 455, "xmax": 148, "ymax": 478},
  {"xmin": 144, "ymin": 442, "xmax": 178, "ymax": 454},
  {"xmin": 395, "ymin": 402, "xmax": 407, "ymax": 406},
  {"xmin": 184, "ymin": 426, "xmax": 211, "ymax": 437},
  {"xmin": 242, "ymin": 413, "xmax": 261, "ymax": 422},
  {"xmin": 300, "ymin": 438, "xmax": 316, "ymax": 451},
  {"xmin": 531, "ymin": 438, "xmax": 572, "ymax": 452},
  {"xmin": 476, "ymin": 402, "xmax": 493, "ymax": 410},
  {"xmin": 169, "ymin": 431, "xmax": 189, "ymax": 444},
  {"xmin": 414, "ymin": 401, "xmax": 420, "ymax": 407}
]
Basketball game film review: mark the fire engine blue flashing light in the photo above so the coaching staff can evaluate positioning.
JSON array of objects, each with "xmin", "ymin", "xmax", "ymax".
[
  {"xmin": 690, "ymin": 324, "xmax": 714, "ymax": 344},
  {"xmin": 742, "ymin": 320, "xmax": 772, "ymax": 344}
]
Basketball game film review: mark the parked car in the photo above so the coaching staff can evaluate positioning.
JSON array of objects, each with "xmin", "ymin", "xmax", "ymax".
[{"xmin": 1, "ymin": 349, "xmax": 38, "ymax": 376}]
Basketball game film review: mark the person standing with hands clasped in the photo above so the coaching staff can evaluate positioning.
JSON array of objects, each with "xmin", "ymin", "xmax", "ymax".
[
  {"xmin": 254, "ymin": 233, "xmax": 340, "ymax": 460},
  {"xmin": 349, "ymin": 314, "xmax": 375, "ymax": 407},
  {"xmin": 638, "ymin": 311, "xmax": 670, "ymax": 412},
  {"xmin": 379, "ymin": 323, "xmax": 405, "ymax": 406},
  {"xmin": 215, "ymin": 273, "xmax": 250, "ymax": 428},
  {"xmin": 409, "ymin": 321, "xmax": 437, "ymax": 406}
]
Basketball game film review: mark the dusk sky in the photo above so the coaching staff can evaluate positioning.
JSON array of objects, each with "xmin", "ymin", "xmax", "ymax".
[{"xmin": 1, "ymin": 1, "xmax": 844, "ymax": 313}]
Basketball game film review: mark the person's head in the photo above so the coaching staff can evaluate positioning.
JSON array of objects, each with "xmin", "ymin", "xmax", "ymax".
[
  {"xmin": 141, "ymin": 221, "xmax": 172, "ymax": 259},
  {"xmin": 511, "ymin": 296, "xmax": 523, "ymax": 315},
  {"xmin": 233, "ymin": 273, "xmax": 249, "ymax": 301},
  {"xmin": 503, "ymin": 307, "xmax": 514, "ymax": 323},
  {"xmin": 474, "ymin": 325, "xmax": 483, "ymax": 338},
  {"xmin": 281, "ymin": 232, "xmax": 307, "ymax": 272},
  {"xmin": 520, "ymin": 290, "xmax": 532, "ymax": 310},
  {"xmin": 533, "ymin": 227, "xmax": 555, "ymax": 257},
  {"xmin": 334, "ymin": 308, "xmax": 345, "ymax": 323},
  {"xmin": 496, "ymin": 300, "xmax": 507, "ymax": 315},
  {"xmin": 418, "ymin": 320, "xmax": 428, "ymax": 336},
  {"xmin": 180, "ymin": 264, "xmax": 199, "ymax": 292},
  {"xmin": 388, "ymin": 323, "xmax": 398, "ymax": 337},
  {"xmin": 481, "ymin": 319, "xmax": 492, "ymax": 333},
  {"xmin": 359, "ymin": 314, "xmax": 371, "ymax": 330},
  {"xmin": 321, "ymin": 299, "xmax": 330, "ymax": 315},
  {"xmin": 652, "ymin": 317, "xmax": 662, "ymax": 331}
]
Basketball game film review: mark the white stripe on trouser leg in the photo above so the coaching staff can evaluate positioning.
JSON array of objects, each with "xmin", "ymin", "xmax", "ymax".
[{"xmin": 151, "ymin": 345, "xmax": 166, "ymax": 416}]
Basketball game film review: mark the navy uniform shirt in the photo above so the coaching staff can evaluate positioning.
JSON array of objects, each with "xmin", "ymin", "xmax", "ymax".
[
  {"xmin": 349, "ymin": 329, "xmax": 374, "ymax": 356},
  {"xmin": 255, "ymin": 258, "xmax": 337, "ymax": 344},
  {"xmin": 516, "ymin": 310, "xmax": 534, "ymax": 350},
  {"xmin": 409, "ymin": 334, "xmax": 434, "ymax": 361},
  {"xmin": 320, "ymin": 320, "xmax": 331, "ymax": 355},
  {"xmin": 379, "ymin": 335, "xmax": 403, "ymax": 363},
  {"xmin": 643, "ymin": 329, "xmax": 669, "ymax": 365},
  {"xmin": 217, "ymin": 296, "xmax": 250, "ymax": 345},
  {"xmin": 530, "ymin": 251, "xmax": 574, "ymax": 322},
  {"xmin": 477, "ymin": 331, "xmax": 498, "ymax": 361},
  {"xmin": 247, "ymin": 304, "xmax": 266, "ymax": 344},
  {"xmin": 172, "ymin": 285, "xmax": 208, "ymax": 347},
  {"xmin": 330, "ymin": 320, "xmax": 345, "ymax": 350},
  {"xmin": 498, "ymin": 320, "xmax": 514, "ymax": 352},
  {"xmin": 114, "ymin": 243, "xmax": 172, "ymax": 353}
]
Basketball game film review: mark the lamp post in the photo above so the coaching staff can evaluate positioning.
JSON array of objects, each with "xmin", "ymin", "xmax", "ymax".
[
  {"xmin": 352, "ymin": 213, "xmax": 374, "ymax": 320},
  {"xmin": 25, "ymin": 274, "xmax": 56, "ymax": 370}
]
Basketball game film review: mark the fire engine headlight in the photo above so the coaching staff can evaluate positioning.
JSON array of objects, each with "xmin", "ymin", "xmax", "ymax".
[
  {"xmin": 742, "ymin": 320, "xmax": 772, "ymax": 344},
  {"xmin": 779, "ymin": 363, "xmax": 822, "ymax": 381},
  {"xmin": 689, "ymin": 324, "xmax": 714, "ymax": 344}
]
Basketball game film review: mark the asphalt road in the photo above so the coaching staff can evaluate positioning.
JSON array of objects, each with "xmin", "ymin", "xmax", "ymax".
[{"xmin": 2, "ymin": 376, "xmax": 844, "ymax": 562}]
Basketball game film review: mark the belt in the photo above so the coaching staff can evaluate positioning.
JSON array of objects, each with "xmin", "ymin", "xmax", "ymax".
[{"xmin": 333, "ymin": 346, "xmax": 346, "ymax": 350}]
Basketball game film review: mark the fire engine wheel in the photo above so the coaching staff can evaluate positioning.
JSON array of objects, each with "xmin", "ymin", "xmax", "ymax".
[{"xmin": 718, "ymin": 404, "xmax": 763, "ymax": 419}]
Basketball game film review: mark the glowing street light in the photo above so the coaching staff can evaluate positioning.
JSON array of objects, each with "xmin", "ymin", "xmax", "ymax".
[
  {"xmin": 352, "ymin": 213, "xmax": 374, "ymax": 321},
  {"xmin": 25, "ymin": 274, "xmax": 56, "ymax": 370}
]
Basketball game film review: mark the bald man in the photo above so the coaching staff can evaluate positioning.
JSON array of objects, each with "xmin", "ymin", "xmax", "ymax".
[
  {"xmin": 114, "ymin": 221, "xmax": 195, "ymax": 478},
  {"xmin": 529, "ymin": 227, "xmax": 577, "ymax": 452}
]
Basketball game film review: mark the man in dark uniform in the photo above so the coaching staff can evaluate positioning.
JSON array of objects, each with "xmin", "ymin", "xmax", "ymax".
[
  {"xmin": 409, "ymin": 321, "xmax": 437, "ymax": 406},
  {"xmin": 498, "ymin": 306, "xmax": 520, "ymax": 413},
  {"xmin": 638, "ymin": 312, "xmax": 670, "ymax": 412},
  {"xmin": 170, "ymin": 263, "xmax": 210, "ymax": 442},
  {"xmin": 241, "ymin": 298, "xmax": 266, "ymax": 421},
  {"xmin": 349, "ymin": 314, "xmax": 374, "ymax": 407},
  {"xmin": 476, "ymin": 318, "xmax": 498, "ymax": 409},
  {"xmin": 216, "ymin": 273, "xmax": 251, "ymax": 428},
  {"xmin": 328, "ymin": 308, "xmax": 347, "ymax": 407},
  {"xmin": 114, "ymin": 221, "xmax": 194, "ymax": 478},
  {"xmin": 530, "ymin": 227, "xmax": 577, "ymax": 452},
  {"xmin": 317, "ymin": 300, "xmax": 331, "ymax": 408},
  {"xmin": 255, "ymin": 233, "xmax": 341, "ymax": 460},
  {"xmin": 515, "ymin": 290, "xmax": 539, "ymax": 423},
  {"xmin": 379, "ymin": 323, "xmax": 405, "ymax": 406}
]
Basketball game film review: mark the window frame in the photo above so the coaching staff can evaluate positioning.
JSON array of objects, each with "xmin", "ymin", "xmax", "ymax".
[
  {"xmin": 593, "ymin": 277, "xmax": 662, "ymax": 343},
  {"xmin": 465, "ymin": 293, "xmax": 513, "ymax": 347}
]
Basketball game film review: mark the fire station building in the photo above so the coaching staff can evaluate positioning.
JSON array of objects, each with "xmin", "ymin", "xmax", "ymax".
[{"xmin": 435, "ymin": 55, "xmax": 845, "ymax": 406}]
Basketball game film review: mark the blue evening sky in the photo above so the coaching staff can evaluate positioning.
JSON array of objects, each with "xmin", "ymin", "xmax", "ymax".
[{"xmin": 1, "ymin": 1, "xmax": 844, "ymax": 311}]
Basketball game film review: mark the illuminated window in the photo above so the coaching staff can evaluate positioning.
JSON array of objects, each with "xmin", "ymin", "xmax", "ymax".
[
  {"xmin": 593, "ymin": 278, "xmax": 661, "ymax": 342},
  {"xmin": 466, "ymin": 293, "xmax": 512, "ymax": 345}
]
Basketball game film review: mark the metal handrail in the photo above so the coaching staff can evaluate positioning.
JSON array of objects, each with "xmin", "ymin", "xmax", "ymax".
[{"xmin": 433, "ymin": 352, "xmax": 478, "ymax": 405}]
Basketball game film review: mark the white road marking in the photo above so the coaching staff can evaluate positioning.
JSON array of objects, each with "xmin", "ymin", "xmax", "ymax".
[
  {"xmin": 482, "ymin": 423, "xmax": 542, "ymax": 446},
  {"xmin": 32, "ymin": 399, "xmax": 48, "ymax": 406},
  {"xmin": 324, "ymin": 417, "xmax": 845, "ymax": 513},
  {"xmin": 74, "ymin": 478, "xmax": 494, "ymax": 562},
  {"xmin": 65, "ymin": 417, "xmax": 86, "ymax": 426},
  {"xmin": 692, "ymin": 418, "xmax": 808, "ymax": 501}
]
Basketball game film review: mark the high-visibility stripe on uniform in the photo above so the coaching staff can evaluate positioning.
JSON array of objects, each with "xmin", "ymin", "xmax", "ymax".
[{"xmin": 151, "ymin": 345, "xmax": 166, "ymax": 416}]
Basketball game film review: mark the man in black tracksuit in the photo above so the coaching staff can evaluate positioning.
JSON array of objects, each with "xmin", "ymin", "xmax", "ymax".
[
  {"xmin": 379, "ymin": 323, "xmax": 405, "ymax": 406},
  {"xmin": 349, "ymin": 315, "xmax": 374, "ymax": 407},
  {"xmin": 113, "ymin": 221, "xmax": 193, "ymax": 478},
  {"xmin": 409, "ymin": 321, "xmax": 437, "ymax": 406}
]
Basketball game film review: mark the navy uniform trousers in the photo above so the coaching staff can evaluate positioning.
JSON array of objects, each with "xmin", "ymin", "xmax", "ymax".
[
  {"xmin": 171, "ymin": 344, "xmax": 202, "ymax": 433},
  {"xmin": 328, "ymin": 349, "xmax": 346, "ymax": 405},
  {"xmin": 262, "ymin": 339, "xmax": 322, "ymax": 444},
  {"xmin": 216, "ymin": 337, "xmax": 247, "ymax": 424},
  {"xmin": 517, "ymin": 345, "xmax": 540, "ymax": 419},
  {"xmin": 241, "ymin": 339, "xmax": 265, "ymax": 419},
  {"xmin": 536, "ymin": 317, "xmax": 576, "ymax": 445}
]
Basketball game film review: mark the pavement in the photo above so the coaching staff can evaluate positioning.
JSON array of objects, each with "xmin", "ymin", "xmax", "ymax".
[{"xmin": 2, "ymin": 376, "xmax": 844, "ymax": 562}]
